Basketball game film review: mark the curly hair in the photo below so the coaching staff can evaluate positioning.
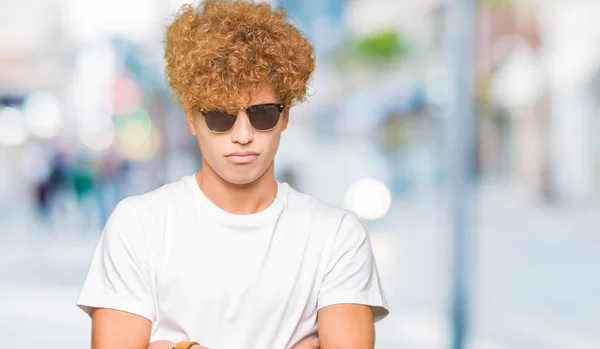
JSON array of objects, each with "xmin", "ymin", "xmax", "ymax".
[{"xmin": 164, "ymin": 0, "xmax": 315, "ymax": 114}]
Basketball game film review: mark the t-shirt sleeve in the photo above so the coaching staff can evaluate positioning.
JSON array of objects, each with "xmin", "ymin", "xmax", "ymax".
[
  {"xmin": 317, "ymin": 212, "xmax": 390, "ymax": 322},
  {"xmin": 76, "ymin": 199, "xmax": 156, "ymax": 321}
]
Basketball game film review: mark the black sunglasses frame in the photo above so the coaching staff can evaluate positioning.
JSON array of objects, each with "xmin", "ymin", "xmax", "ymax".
[{"xmin": 199, "ymin": 103, "xmax": 285, "ymax": 133}]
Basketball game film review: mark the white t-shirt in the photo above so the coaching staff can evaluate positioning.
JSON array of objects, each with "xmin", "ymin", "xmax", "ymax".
[{"xmin": 77, "ymin": 174, "xmax": 389, "ymax": 349}]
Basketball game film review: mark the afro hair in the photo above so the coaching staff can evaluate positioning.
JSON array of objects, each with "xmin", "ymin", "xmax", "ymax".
[{"xmin": 164, "ymin": 0, "xmax": 315, "ymax": 115}]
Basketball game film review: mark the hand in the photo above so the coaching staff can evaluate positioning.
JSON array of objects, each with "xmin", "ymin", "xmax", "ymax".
[
  {"xmin": 147, "ymin": 340, "xmax": 210, "ymax": 349},
  {"xmin": 291, "ymin": 338, "xmax": 320, "ymax": 349}
]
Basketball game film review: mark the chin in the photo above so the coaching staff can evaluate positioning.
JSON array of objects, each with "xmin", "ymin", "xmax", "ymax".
[
  {"xmin": 225, "ymin": 176, "xmax": 256, "ymax": 186},
  {"xmin": 220, "ymin": 168, "xmax": 265, "ymax": 187}
]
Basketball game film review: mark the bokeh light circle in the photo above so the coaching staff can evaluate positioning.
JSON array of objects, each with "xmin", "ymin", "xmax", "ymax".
[{"xmin": 344, "ymin": 178, "xmax": 392, "ymax": 220}]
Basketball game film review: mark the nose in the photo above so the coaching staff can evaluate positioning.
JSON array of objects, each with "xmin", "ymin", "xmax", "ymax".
[{"xmin": 229, "ymin": 109, "xmax": 254, "ymax": 145}]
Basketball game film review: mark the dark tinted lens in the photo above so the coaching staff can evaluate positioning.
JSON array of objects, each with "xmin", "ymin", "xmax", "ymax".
[
  {"xmin": 204, "ymin": 110, "xmax": 236, "ymax": 132},
  {"xmin": 248, "ymin": 104, "xmax": 281, "ymax": 130}
]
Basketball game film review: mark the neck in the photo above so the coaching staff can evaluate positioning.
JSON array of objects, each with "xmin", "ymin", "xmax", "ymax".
[{"xmin": 195, "ymin": 162, "xmax": 278, "ymax": 215}]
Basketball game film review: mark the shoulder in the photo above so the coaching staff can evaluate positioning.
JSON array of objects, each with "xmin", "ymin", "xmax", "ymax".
[
  {"xmin": 123, "ymin": 176, "xmax": 191, "ymax": 214},
  {"xmin": 117, "ymin": 175, "xmax": 193, "ymax": 226},
  {"xmin": 107, "ymin": 176, "xmax": 192, "ymax": 237},
  {"xmin": 283, "ymin": 182, "xmax": 363, "ymax": 237},
  {"xmin": 284, "ymin": 183, "xmax": 348, "ymax": 217}
]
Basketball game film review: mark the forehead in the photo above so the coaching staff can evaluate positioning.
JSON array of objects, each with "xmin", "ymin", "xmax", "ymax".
[
  {"xmin": 246, "ymin": 85, "xmax": 277, "ymax": 104},
  {"xmin": 196, "ymin": 84, "xmax": 283, "ymax": 114},
  {"xmin": 211, "ymin": 85, "xmax": 278, "ymax": 113}
]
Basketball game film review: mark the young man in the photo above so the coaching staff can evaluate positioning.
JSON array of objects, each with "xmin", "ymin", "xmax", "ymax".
[{"xmin": 76, "ymin": 1, "xmax": 389, "ymax": 349}]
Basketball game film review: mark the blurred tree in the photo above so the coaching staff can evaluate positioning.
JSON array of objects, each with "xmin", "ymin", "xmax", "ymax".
[
  {"xmin": 355, "ymin": 29, "xmax": 408, "ymax": 61},
  {"xmin": 332, "ymin": 29, "xmax": 409, "ymax": 69}
]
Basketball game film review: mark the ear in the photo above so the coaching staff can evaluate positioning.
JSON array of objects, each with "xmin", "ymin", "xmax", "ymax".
[{"xmin": 185, "ymin": 109, "xmax": 197, "ymax": 136}]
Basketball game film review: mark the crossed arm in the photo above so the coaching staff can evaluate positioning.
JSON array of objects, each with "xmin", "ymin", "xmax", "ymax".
[{"xmin": 91, "ymin": 303, "xmax": 374, "ymax": 349}]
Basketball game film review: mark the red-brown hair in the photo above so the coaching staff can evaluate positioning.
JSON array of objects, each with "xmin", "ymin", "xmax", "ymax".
[{"xmin": 164, "ymin": 0, "xmax": 315, "ymax": 114}]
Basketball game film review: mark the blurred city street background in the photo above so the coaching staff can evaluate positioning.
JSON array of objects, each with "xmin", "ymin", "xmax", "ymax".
[{"xmin": 1, "ymin": 0, "xmax": 599, "ymax": 348}]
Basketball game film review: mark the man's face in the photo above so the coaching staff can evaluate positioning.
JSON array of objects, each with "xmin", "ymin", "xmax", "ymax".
[{"xmin": 185, "ymin": 86, "xmax": 288, "ymax": 185}]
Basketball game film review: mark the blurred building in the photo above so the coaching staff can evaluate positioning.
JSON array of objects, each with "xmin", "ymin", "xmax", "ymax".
[{"xmin": 1, "ymin": 0, "xmax": 599, "ymax": 348}]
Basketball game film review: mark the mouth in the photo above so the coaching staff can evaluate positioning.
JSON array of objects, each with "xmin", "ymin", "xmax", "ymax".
[{"xmin": 225, "ymin": 152, "xmax": 259, "ymax": 164}]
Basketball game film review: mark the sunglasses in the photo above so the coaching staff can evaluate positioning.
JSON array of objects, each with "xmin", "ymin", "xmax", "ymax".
[{"xmin": 199, "ymin": 103, "xmax": 285, "ymax": 133}]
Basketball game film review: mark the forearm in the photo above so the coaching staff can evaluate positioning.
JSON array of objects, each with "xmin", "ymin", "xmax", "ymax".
[
  {"xmin": 147, "ymin": 341, "xmax": 204, "ymax": 349},
  {"xmin": 148, "ymin": 337, "xmax": 317, "ymax": 349},
  {"xmin": 147, "ymin": 340, "xmax": 176, "ymax": 349}
]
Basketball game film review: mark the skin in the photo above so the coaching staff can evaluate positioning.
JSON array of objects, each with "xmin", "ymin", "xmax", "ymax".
[
  {"xmin": 91, "ymin": 308, "xmax": 319, "ymax": 349},
  {"xmin": 90, "ymin": 86, "xmax": 375, "ymax": 349},
  {"xmin": 317, "ymin": 304, "xmax": 375, "ymax": 349},
  {"xmin": 184, "ymin": 86, "xmax": 287, "ymax": 216}
]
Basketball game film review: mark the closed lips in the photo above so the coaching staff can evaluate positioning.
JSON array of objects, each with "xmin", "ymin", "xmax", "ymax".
[
  {"xmin": 225, "ymin": 152, "xmax": 259, "ymax": 164},
  {"xmin": 226, "ymin": 152, "xmax": 258, "ymax": 157}
]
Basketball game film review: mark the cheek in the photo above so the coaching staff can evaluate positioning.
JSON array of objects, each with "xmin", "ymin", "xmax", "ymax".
[
  {"xmin": 261, "ymin": 133, "xmax": 283, "ymax": 155},
  {"xmin": 196, "ymin": 132, "xmax": 222, "ymax": 157}
]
